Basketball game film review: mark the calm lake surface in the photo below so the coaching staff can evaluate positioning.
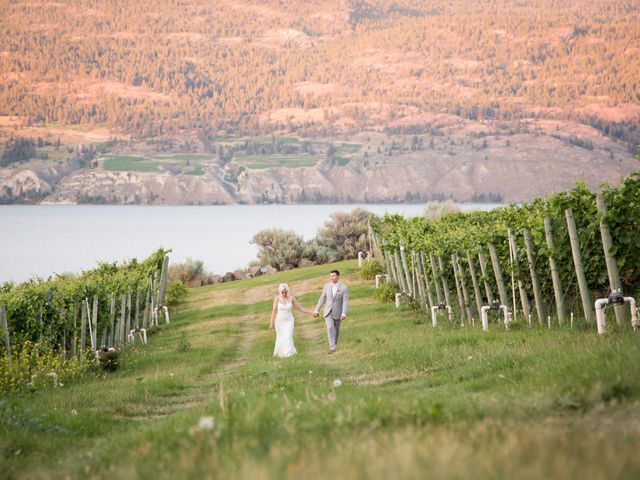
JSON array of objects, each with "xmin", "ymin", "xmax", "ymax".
[{"xmin": 0, "ymin": 204, "xmax": 500, "ymax": 283}]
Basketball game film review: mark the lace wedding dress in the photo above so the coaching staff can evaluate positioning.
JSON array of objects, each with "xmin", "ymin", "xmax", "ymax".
[{"xmin": 273, "ymin": 300, "xmax": 297, "ymax": 358}]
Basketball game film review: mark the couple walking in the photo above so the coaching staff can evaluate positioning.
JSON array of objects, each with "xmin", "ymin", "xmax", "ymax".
[{"xmin": 269, "ymin": 270, "xmax": 348, "ymax": 357}]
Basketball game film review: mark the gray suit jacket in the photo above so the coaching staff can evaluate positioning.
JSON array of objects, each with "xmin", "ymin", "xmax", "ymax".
[{"xmin": 315, "ymin": 282, "xmax": 348, "ymax": 320}]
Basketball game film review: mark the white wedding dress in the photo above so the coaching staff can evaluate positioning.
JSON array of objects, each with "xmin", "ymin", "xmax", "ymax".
[{"xmin": 273, "ymin": 300, "xmax": 297, "ymax": 358}]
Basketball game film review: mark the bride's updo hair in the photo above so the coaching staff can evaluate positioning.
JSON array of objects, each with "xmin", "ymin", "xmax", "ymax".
[{"xmin": 279, "ymin": 283, "xmax": 289, "ymax": 294}]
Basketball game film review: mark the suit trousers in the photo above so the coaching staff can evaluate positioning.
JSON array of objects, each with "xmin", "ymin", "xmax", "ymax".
[{"xmin": 325, "ymin": 314, "xmax": 341, "ymax": 350}]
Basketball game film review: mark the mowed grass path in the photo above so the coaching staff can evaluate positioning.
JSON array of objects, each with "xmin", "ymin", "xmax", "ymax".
[{"xmin": 2, "ymin": 260, "xmax": 640, "ymax": 479}]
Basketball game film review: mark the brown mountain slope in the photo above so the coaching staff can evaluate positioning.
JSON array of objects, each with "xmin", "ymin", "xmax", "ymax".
[{"xmin": 0, "ymin": 1, "xmax": 639, "ymax": 204}]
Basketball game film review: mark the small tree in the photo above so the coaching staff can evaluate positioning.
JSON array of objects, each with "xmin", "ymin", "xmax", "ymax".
[
  {"xmin": 424, "ymin": 201, "xmax": 460, "ymax": 221},
  {"xmin": 169, "ymin": 258, "xmax": 205, "ymax": 284},
  {"xmin": 251, "ymin": 229, "xmax": 305, "ymax": 271},
  {"xmin": 303, "ymin": 239, "xmax": 340, "ymax": 264},
  {"xmin": 315, "ymin": 208, "xmax": 369, "ymax": 260}
]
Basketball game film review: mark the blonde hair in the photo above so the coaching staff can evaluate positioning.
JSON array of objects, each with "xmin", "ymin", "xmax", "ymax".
[{"xmin": 279, "ymin": 283, "xmax": 289, "ymax": 294}]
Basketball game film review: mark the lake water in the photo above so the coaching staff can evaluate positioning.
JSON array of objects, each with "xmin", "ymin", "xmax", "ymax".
[{"xmin": 0, "ymin": 203, "xmax": 500, "ymax": 283}]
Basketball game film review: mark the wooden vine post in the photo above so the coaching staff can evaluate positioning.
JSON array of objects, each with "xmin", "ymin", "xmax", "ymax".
[
  {"xmin": 143, "ymin": 281, "xmax": 151, "ymax": 329},
  {"xmin": 477, "ymin": 247, "xmax": 494, "ymax": 303},
  {"xmin": 488, "ymin": 243, "xmax": 509, "ymax": 308},
  {"xmin": 451, "ymin": 254, "xmax": 467, "ymax": 325},
  {"xmin": 437, "ymin": 256, "xmax": 453, "ymax": 309},
  {"xmin": 157, "ymin": 255, "xmax": 170, "ymax": 308},
  {"xmin": 466, "ymin": 251, "xmax": 484, "ymax": 316},
  {"xmin": 109, "ymin": 293, "xmax": 116, "ymax": 348},
  {"xmin": 523, "ymin": 229, "xmax": 545, "ymax": 326},
  {"xmin": 126, "ymin": 289, "xmax": 132, "ymax": 337},
  {"xmin": 388, "ymin": 251, "xmax": 400, "ymax": 287},
  {"xmin": 394, "ymin": 250, "xmax": 408, "ymax": 293},
  {"xmin": 91, "ymin": 294, "xmax": 99, "ymax": 351},
  {"xmin": 410, "ymin": 251, "xmax": 418, "ymax": 300},
  {"xmin": 383, "ymin": 251, "xmax": 396, "ymax": 285},
  {"xmin": 367, "ymin": 220, "xmax": 375, "ymax": 255},
  {"xmin": 508, "ymin": 230, "xmax": 531, "ymax": 320},
  {"xmin": 135, "ymin": 289, "xmax": 141, "ymax": 328},
  {"xmin": 429, "ymin": 253, "xmax": 444, "ymax": 304},
  {"xmin": 372, "ymin": 231, "xmax": 384, "ymax": 261},
  {"xmin": 118, "ymin": 293, "xmax": 127, "ymax": 346},
  {"xmin": 418, "ymin": 252, "xmax": 435, "ymax": 308},
  {"xmin": 71, "ymin": 302, "xmax": 78, "ymax": 357},
  {"xmin": 412, "ymin": 251, "xmax": 426, "ymax": 306},
  {"xmin": 564, "ymin": 208, "xmax": 595, "ymax": 325},
  {"xmin": 399, "ymin": 245, "xmax": 413, "ymax": 297},
  {"xmin": 453, "ymin": 253, "xmax": 473, "ymax": 323},
  {"xmin": 543, "ymin": 217, "xmax": 566, "ymax": 325},
  {"xmin": 596, "ymin": 193, "xmax": 627, "ymax": 325},
  {"xmin": 80, "ymin": 299, "xmax": 88, "ymax": 352},
  {"xmin": 1, "ymin": 306, "xmax": 11, "ymax": 360}
]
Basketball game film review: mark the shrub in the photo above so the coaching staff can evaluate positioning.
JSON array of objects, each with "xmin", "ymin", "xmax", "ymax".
[
  {"xmin": 424, "ymin": 200, "xmax": 460, "ymax": 221},
  {"xmin": 0, "ymin": 341, "xmax": 93, "ymax": 395},
  {"xmin": 315, "ymin": 208, "xmax": 370, "ymax": 260},
  {"xmin": 169, "ymin": 258, "xmax": 205, "ymax": 284},
  {"xmin": 166, "ymin": 281, "xmax": 188, "ymax": 307},
  {"xmin": 250, "ymin": 228, "xmax": 305, "ymax": 271},
  {"xmin": 374, "ymin": 282, "xmax": 398, "ymax": 304},
  {"xmin": 360, "ymin": 259, "xmax": 384, "ymax": 280},
  {"xmin": 303, "ymin": 240, "xmax": 340, "ymax": 265},
  {"xmin": 176, "ymin": 331, "xmax": 191, "ymax": 353},
  {"xmin": 96, "ymin": 348, "xmax": 119, "ymax": 372}
]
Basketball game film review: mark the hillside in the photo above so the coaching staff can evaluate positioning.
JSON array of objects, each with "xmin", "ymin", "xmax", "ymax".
[
  {"xmin": 1, "ymin": 0, "xmax": 639, "ymax": 203},
  {"xmin": 2, "ymin": 260, "xmax": 639, "ymax": 478},
  {"xmin": 1, "ymin": 123, "xmax": 637, "ymax": 204}
]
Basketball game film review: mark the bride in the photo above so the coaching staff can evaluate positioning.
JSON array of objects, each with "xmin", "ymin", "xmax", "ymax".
[{"xmin": 269, "ymin": 283, "xmax": 313, "ymax": 358}]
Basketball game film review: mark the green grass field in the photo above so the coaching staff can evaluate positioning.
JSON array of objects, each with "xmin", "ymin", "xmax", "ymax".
[
  {"xmin": 99, "ymin": 138, "xmax": 362, "ymax": 174},
  {"xmin": 103, "ymin": 155, "xmax": 161, "ymax": 172},
  {"xmin": 2, "ymin": 260, "xmax": 639, "ymax": 479},
  {"xmin": 102, "ymin": 155, "xmax": 210, "ymax": 175},
  {"xmin": 235, "ymin": 154, "xmax": 318, "ymax": 169}
]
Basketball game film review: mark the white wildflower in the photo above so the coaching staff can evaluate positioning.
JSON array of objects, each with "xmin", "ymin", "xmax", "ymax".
[
  {"xmin": 71, "ymin": 409, "xmax": 78, "ymax": 416},
  {"xmin": 333, "ymin": 379, "xmax": 342, "ymax": 388},
  {"xmin": 197, "ymin": 416, "xmax": 215, "ymax": 431}
]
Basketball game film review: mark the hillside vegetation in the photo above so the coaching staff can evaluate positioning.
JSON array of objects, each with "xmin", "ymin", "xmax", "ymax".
[
  {"xmin": 1, "ymin": 0, "xmax": 639, "ymax": 143},
  {"xmin": 0, "ymin": 0, "xmax": 638, "ymax": 204}
]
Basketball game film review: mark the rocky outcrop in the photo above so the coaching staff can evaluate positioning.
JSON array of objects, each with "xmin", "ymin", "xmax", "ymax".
[{"xmin": 222, "ymin": 272, "xmax": 237, "ymax": 283}]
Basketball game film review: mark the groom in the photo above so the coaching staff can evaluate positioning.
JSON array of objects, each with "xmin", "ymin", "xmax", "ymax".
[{"xmin": 313, "ymin": 270, "xmax": 349, "ymax": 354}]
